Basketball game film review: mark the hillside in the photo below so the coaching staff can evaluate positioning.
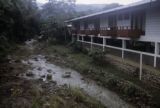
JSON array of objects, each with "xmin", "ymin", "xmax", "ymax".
[
  {"xmin": 75, "ymin": 3, "xmax": 121, "ymax": 12},
  {"xmin": 37, "ymin": 3, "xmax": 121, "ymax": 12},
  {"xmin": 75, "ymin": 4, "xmax": 106, "ymax": 12}
]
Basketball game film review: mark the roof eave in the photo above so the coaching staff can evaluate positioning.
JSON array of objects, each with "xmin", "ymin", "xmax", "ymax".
[{"xmin": 65, "ymin": 0, "xmax": 157, "ymax": 23}]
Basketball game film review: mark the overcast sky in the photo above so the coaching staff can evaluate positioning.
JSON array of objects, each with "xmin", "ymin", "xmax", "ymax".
[{"xmin": 37, "ymin": 0, "xmax": 142, "ymax": 5}]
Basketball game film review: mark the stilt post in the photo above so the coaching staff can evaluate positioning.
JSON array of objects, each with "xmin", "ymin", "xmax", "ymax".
[
  {"xmin": 154, "ymin": 42, "xmax": 159, "ymax": 68},
  {"xmin": 122, "ymin": 40, "xmax": 126, "ymax": 59},
  {"xmin": 103, "ymin": 37, "xmax": 106, "ymax": 52},
  {"xmin": 91, "ymin": 36, "xmax": 93, "ymax": 51},
  {"xmin": 139, "ymin": 53, "xmax": 143, "ymax": 80}
]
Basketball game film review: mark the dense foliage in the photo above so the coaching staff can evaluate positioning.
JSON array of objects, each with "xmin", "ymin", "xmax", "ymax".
[
  {"xmin": 102, "ymin": 3, "xmax": 121, "ymax": 10},
  {"xmin": 0, "ymin": 0, "xmax": 40, "ymax": 60},
  {"xmin": 0, "ymin": 0, "xmax": 40, "ymax": 42},
  {"xmin": 39, "ymin": 0, "xmax": 77, "ymax": 42},
  {"xmin": 41, "ymin": 0, "xmax": 76, "ymax": 25}
]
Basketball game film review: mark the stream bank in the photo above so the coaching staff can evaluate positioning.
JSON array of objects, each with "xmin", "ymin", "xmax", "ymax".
[
  {"xmin": 0, "ymin": 40, "xmax": 106, "ymax": 108},
  {"xmin": 35, "ymin": 40, "xmax": 159, "ymax": 108},
  {"xmin": 20, "ymin": 54, "xmax": 133, "ymax": 108}
]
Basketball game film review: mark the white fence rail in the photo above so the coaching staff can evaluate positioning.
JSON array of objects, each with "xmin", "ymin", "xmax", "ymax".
[{"xmin": 74, "ymin": 35, "xmax": 160, "ymax": 80}]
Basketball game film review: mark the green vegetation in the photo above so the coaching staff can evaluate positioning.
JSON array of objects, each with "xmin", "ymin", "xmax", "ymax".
[
  {"xmin": 40, "ymin": 0, "xmax": 77, "ymax": 25},
  {"xmin": 0, "ymin": 76, "xmax": 105, "ymax": 108},
  {"xmin": 31, "ymin": 86, "xmax": 106, "ymax": 108},
  {"xmin": 46, "ymin": 74, "xmax": 52, "ymax": 80},
  {"xmin": 0, "ymin": 0, "xmax": 76, "ymax": 61},
  {"xmin": 0, "ymin": 0, "xmax": 40, "ymax": 42},
  {"xmin": 88, "ymin": 50, "xmax": 107, "ymax": 66},
  {"xmin": 0, "ymin": 0, "xmax": 40, "ymax": 61},
  {"xmin": 48, "ymin": 87, "xmax": 105, "ymax": 108}
]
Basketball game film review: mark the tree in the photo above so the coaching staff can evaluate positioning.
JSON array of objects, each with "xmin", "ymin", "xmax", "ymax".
[
  {"xmin": 0, "ymin": 0, "xmax": 40, "ymax": 60},
  {"xmin": 102, "ymin": 3, "xmax": 122, "ymax": 11},
  {"xmin": 39, "ymin": 0, "xmax": 76, "ymax": 42},
  {"xmin": 0, "ymin": 0, "xmax": 40, "ymax": 42},
  {"xmin": 41, "ymin": 0, "xmax": 76, "ymax": 25}
]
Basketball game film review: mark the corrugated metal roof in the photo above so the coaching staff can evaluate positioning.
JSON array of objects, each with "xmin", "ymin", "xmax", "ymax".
[{"xmin": 66, "ymin": 0, "xmax": 157, "ymax": 22}]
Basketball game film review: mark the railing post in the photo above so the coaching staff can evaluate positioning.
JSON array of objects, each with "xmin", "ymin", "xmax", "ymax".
[
  {"xmin": 139, "ymin": 53, "xmax": 143, "ymax": 80},
  {"xmin": 154, "ymin": 42, "xmax": 159, "ymax": 68},
  {"xmin": 122, "ymin": 40, "xmax": 126, "ymax": 59},
  {"xmin": 158, "ymin": 43, "xmax": 160, "ymax": 55},
  {"xmin": 91, "ymin": 36, "xmax": 93, "ymax": 51},
  {"xmin": 82, "ymin": 35, "xmax": 84, "ymax": 42},
  {"xmin": 72, "ymin": 35, "xmax": 74, "ymax": 43},
  {"xmin": 77, "ymin": 35, "xmax": 79, "ymax": 41},
  {"xmin": 103, "ymin": 37, "xmax": 106, "ymax": 52}
]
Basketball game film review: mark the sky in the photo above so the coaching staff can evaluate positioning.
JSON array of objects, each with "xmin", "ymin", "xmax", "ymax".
[{"xmin": 37, "ymin": 0, "xmax": 142, "ymax": 5}]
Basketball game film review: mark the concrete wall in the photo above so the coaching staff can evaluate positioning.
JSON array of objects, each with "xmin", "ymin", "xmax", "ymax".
[
  {"xmin": 117, "ymin": 19, "xmax": 131, "ymax": 29},
  {"xmin": 100, "ymin": 17, "xmax": 108, "ymax": 28},
  {"xmin": 80, "ymin": 22, "xmax": 84, "ymax": 30},
  {"xmin": 88, "ymin": 23, "xmax": 95, "ymax": 30},
  {"xmin": 145, "ymin": 6, "xmax": 160, "ymax": 38}
]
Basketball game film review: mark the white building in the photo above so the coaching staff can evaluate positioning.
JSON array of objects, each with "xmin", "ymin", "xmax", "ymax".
[{"xmin": 66, "ymin": 0, "xmax": 160, "ymax": 69}]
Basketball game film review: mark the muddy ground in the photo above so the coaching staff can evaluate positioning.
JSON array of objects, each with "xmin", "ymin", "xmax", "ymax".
[
  {"xmin": 0, "ymin": 40, "xmax": 106, "ymax": 108},
  {"xmin": 34, "ymin": 40, "xmax": 160, "ymax": 108}
]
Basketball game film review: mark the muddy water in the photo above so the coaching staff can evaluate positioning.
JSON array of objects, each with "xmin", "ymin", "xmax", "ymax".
[{"xmin": 21, "ymin": 55, "xmax": 134, "ymax": 108}]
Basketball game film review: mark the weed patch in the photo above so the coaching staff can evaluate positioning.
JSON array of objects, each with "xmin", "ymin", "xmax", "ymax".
[{"xmin": 88, "ymin": 50, "xmax": 108, "ymax": 66}]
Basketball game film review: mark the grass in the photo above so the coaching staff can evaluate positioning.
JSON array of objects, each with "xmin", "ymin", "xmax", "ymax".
[
  {"xmin": 39, "ymin": 41, "xmax": 160, "ymax": 108},
  {"xmin": 0, "ymin": 76, "xmax": 105, "ymax": 108},
  {"xmin": 30, "ymin": 86, "xmax": 106, "ymax": 108},
  {"xmin": 48, "ymin": 87, "xmax": 106, "ymax": 108},
  {"xmin": 0, "ymin": 41, "xmax": 18, "ymax": 62}
]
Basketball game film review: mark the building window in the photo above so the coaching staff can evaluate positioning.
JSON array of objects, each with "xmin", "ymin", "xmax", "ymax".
[
  {"xmin": 118, "ymin": 14, "xmax": 129, "ymax": 20},
  {"xmin": 124, "ymin": 14, "xmax": 129, "ymax": 20},
  {"xmin": 118, "ymin": 15, "xmax": 123, "ymax": 20}
]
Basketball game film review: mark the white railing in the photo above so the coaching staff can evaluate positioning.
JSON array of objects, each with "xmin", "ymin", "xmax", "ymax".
[{"xmin": 73, "ymin": 35, "xmax": 160, "ymax": 80}]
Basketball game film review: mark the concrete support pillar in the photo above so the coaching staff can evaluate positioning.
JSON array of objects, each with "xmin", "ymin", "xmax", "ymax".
[
  {"xmin": 122, "ymin": 40, "xmax": 126, "ymax": 59},
  {"xmin": 91, "ymin": 36, "xmax": 93, "ymax": 51},
  {"xmin": 77, "ymin": 35, "xmax": 79, "ymax": 41},
  {"xmin": 82, "ymin": 35, "xmax": 84, "ymax": 42},
  {"xmin": 158, "ymin": 43, "xmax": 160, "ymax": 55},
  {"xmin": 72, "ymin": 35, "xmax": 74, "ymax": 43},
  {"xmin": 81, "ymin": 35, "xmax": 84, "ymax": 47},
  {"xmin": 139, "ymin": 53, "xmax": 143, "ymax": 80},
  {"xmin": 154, "ymin": 42, "xmax": 159, "ymax": 68},
  {"xmin": 103, "ymin": 37, "xmax": 106, "ymax": 52}
]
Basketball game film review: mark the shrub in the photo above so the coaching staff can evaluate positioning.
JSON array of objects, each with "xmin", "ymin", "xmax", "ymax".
[
  {"xmin": 0, "ymin": 36, "xmax": 13, "ymax": 62},
  {"xmin": 47, "ymin": 74, "xmax": 52, "ymax": 80},
  {"xmin": 105, "ymin": 77, "xmax": 152, "ymax": 107},
  {"xmin": 69, "ymin": 41, "xmax": 89, "ymax": 54},
  {"xmin": 88, "ymin": 50, "xmax": 107, "ymax": 66},
  {"xmin": 70, "ymin": 42, "xmax": 82, "ymax": 53}
]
